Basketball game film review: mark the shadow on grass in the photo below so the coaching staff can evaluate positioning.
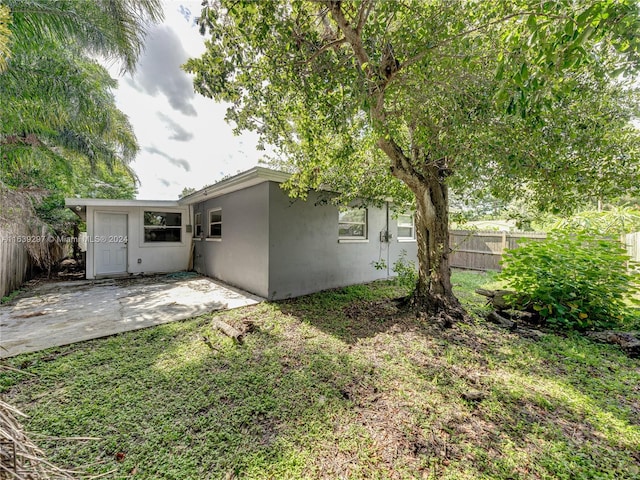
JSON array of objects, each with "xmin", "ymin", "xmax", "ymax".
[
  {"xmin": 394, "ymin": 323, "xmax": 640, "ymax": 477},
  {"xmin": 276, "ymin": 281, "xmax": 415, "ymax": 345},
  {"xmin": 2, "ymin": 310, "xmax": 387, "ymax": 478},
  {"xmin": 1, "ymin": 279, "xmax": 639, "ymax": 479},
  {"xmin": 275, "ymin": 281, "xmax": 640, "ymax": 478}
]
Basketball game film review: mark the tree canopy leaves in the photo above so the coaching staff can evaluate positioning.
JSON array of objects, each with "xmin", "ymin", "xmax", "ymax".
[
  {"xmin": 186, "ymin": 0, "xmax": 640, "ymax": 314},
  {"xmin": 1, "ymin": 0, "xmax": 163, "ymax": 197},
  {"xmin": 186, "ymin": 0, "xmax": 640, "ymax": 211},
  {"xmin": 4, "ymin": 0, "xmax": 163, "ymax": 72}
]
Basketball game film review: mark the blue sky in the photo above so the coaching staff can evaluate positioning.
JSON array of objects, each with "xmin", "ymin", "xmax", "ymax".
[{"xmin": 106, "ymin": 1, "xmax": 264, "ymax": 199}]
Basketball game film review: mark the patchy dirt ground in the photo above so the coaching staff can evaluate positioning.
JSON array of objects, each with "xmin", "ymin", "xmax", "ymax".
[{"xmin": 1, "ymin": 278, "xmax": 639, "ymax": 479}]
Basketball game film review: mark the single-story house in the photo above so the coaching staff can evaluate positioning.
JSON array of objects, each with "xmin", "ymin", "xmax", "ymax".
[{"xmin": 66, "ymin": 167, "xmax": 418, "ymax": 300}]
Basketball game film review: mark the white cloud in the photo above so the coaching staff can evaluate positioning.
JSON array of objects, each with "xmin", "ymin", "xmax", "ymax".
[
  {"xmin": 108, "ymin": 1, "xmax": 265, "ymax": 200},
  {"xmin": 127, "ymin": 25, "xmax": 197, "ymax": 116}
]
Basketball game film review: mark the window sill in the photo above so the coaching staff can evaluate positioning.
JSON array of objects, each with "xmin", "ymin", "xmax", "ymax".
[
  {"xmin": 193, "ymin": 237, "xmax": 202, "ymax": 241},
  {"xmin": 397, "ymin": 238, "xmax": 416, "ymax": 243},
  {"xmin": 205, "ymin": 237, "xmax": 222, "ymax": 242},
  {"xmin": 140, "ymin": 242, "xmax": 184, "ymax": 248},
  {"xmin": 338, "ymin": 238, "xmax": 369, "ymax": 243}
]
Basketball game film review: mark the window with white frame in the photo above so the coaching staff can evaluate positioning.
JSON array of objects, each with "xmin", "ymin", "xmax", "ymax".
[
  {"xmin": 397, "ymin": 213, "xmax": 415, "ymax": 240},
  {"xmin": 194, "ymin": 212, "xmax": 202, "ymax": 237},
  {"xmin": 143, "ymin": 211, "xmax": 182, "ymax": 243},
  {"xmin": 208, "ymin": 208, "xmax": 222, "ymax": 238},
  {"xmin": 338, "ymin": 207, "xmax": 367, "ymax": 239}
]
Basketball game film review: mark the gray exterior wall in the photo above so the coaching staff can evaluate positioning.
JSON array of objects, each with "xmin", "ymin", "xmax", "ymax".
[
  {"xmin": 192, "ymin": 183, "xmax": 270, "ymax": 298},
  {"xmin": 192, "ymin": 180, "xmax": 418, "ymax": 300},
  {"xmin": 267, "ymin": 182, "xmax": 418, "ymax": 300}
]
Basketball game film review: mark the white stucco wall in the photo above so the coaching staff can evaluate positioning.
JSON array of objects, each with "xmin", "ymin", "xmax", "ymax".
[{"xmin": 85, "ymin": 205, "xmax": 191, "ymax": 279}]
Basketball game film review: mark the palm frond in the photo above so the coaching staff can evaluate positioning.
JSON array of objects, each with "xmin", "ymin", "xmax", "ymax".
[
  {"xmin": 1, "ymin": 38, "xmax": 139, "ymax": 185},
  {"xmin": 5, "ymin": 0, "xmax": 163, "ymax": 72}
]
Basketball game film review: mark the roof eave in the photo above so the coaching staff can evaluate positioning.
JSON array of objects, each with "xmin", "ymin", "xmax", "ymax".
[
  {"xmin": 177, "ymin": 167, "xmax": 290, "ymax": 205},
  {"xmin": 64, "ymin": 198, "xmax": 180, "ymax": 208}
]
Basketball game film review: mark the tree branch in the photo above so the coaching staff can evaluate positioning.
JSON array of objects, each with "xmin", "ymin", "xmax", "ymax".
[
  {"xmin": 323, "ymin": 1, "xmax": 370, "ymax": 70},
  {"xmin": 377, "ymin": 135, "xmax": 425, "ymax": 188},
  {"xmin": 401, "ymin": 10, "xmax": 564, "ymax": 71},
  {"xmin": 356, "ymin": 0, "xmax": 374, "ymax": 34},
  {"xmin": 320, "ymin": 2, "xmax": 425, "ymax": 189},
  {"xmin": 297, "ymin": 37, "xmax": 347, "ymax": 65}
]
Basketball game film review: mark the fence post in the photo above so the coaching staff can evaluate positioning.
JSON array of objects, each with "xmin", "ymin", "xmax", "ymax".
[{"xmin": 625, "ymin": 232, "xmax": 640, "ymax": 263}]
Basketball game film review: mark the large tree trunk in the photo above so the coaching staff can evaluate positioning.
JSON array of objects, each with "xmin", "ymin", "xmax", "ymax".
[
  {"xmin": 328, "ymin": 0, "xmax": 465, "ymax": 322},
  {"xmin": 381, "ymin": 140, "xmax": 466, "ymax": 322},
  {"xmin": 410, "ymin": 170, "xmax": 465, "ymax": 322},
  {"xmin": 324, "ymin": 0, "xmax": 465, "ymax": 322}
]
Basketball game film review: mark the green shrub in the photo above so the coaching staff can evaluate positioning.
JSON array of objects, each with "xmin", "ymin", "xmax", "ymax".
[
  {"xmin": 393, "ymin": 250, "xmax": 418, "ymax": 293},
  {"xmin": 371, "ymin": 250, "xmax": 418, "ymax": 294},
  {"xmin": 1, "ymin": 289, "xmax": 22, "ymax": 304},
  {"xmin": 499, "ymin": 231, "xmax": 639, "ymax": 331}
]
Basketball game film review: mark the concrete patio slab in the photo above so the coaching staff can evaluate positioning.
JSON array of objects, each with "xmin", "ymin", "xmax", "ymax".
[{"xmin": 0, "ymin": 274, "xmax": 263, "ymax": 358}]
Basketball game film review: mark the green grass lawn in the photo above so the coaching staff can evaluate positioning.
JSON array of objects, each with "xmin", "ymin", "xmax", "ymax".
[{"xmin": 2, "ymin": 270, "xmax": 639, "ymax": 479}]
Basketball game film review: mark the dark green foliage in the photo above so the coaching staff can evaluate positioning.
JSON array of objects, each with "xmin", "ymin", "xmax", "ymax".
[
  {"xmin": 499, "ymin": 232, "xmax": 639, "ymax": 331},
  {"xmin": 33, "ymin": 192, "xmax": 76, "ymax": 234}
]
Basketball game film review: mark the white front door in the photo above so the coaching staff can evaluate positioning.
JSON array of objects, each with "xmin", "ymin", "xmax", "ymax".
[{"xmin": 95, "ymin": 212, "xmax": 128, "ymax": 275}]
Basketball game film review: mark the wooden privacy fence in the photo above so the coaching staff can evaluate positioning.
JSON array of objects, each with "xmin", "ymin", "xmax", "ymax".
[
  {"xmin": 0, "ymin": 227, "xmax": 32, "ymax": 299},
  {"xmin": 449, "ymin": 230, "xmax": 547, "ymax": 271},
  {"xmin": 449, "ymin": 230, "xmax": 640, "ymax": 271}
]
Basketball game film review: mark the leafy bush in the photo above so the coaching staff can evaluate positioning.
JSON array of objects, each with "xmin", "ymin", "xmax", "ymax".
[
  {"xmin": 393, "ymin": 250, "xmax": 418, "ymax": 292},
  {"xmin": 371, "ymin": 250, "xmax": 418, "ymax": 293},
  {"xmin": 499, "ymin": 231, "xmax": 639, "ymax": 331}
]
